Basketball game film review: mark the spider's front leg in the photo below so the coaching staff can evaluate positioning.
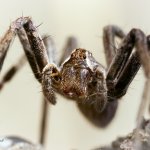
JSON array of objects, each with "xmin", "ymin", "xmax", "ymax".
[{"xmin": 22, "ymin": 19, "xmax": 61, "ymax": 104}]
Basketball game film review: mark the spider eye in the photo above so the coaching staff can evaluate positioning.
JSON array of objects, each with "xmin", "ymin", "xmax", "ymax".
[
  {"xmin": 83, "ymin": 55, "xmax": 86, "ymax": 59},
  {"xmin": 53, "ymin": 75, "xmax": 61, "ymax": 82}
]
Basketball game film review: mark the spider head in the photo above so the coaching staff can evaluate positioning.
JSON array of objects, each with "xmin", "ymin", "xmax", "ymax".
[{"xmin": 70, "ymin": 48, "xmax": 87, "ymax": 60}]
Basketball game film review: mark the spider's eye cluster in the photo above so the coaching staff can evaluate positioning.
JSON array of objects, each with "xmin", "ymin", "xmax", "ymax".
[{"xmin": 71, "ymin": 48, "xmax": 87, "ymax": 60}]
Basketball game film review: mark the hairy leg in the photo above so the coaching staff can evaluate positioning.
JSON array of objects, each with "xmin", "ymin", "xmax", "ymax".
[{"xmin": 23, "ymin": 19, "xmax": 49, "ymax": 72}]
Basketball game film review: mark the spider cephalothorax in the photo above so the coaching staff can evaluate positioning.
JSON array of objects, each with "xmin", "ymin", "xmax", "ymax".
[
  {"xmin": 42, "ymin": 48, "xmax": 107, "ymax": 112},
  {"xmin": 0, "ymin": 17, "xmax": 150, "ymax": 128}
]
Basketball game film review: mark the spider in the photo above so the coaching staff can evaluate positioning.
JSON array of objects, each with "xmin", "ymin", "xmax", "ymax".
[{"xmin": 0, "ymin": 16, "xmax": 150, "ymax": 130}]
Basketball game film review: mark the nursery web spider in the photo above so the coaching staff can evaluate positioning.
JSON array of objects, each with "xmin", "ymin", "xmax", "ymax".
[{"xmin": 0, "ymin": 16, "xmax": 150, "ymax": 131}]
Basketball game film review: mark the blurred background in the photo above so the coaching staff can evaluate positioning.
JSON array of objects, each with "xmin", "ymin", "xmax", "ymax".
[{"xmin": 0, "ymin": 0, "xmax": 149, "ymax": 149}]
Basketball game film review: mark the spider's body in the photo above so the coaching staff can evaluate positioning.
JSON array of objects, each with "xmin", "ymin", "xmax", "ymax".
[
  {"xmin": 48, "ymin": 49, "xmax": 107, "ymax": 112},
  {"xmin": 0, "ymin": 17, "xmax": 150, "ymax": 128}
]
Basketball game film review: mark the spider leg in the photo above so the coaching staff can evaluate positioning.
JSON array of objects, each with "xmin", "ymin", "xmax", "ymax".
[
  {"xmin": 43, "ymin": 35, "xmax": 57, "ymax": 64},
  {"xmin": 103, "ymin": 25, "xmax": 125, "ymax": 66},
  {"xmin": 0, "ymin": 17, "xmax": 59, "ymax": 146},
  {"xmin": 112, "ymin": 51, "xmax": 141, "ymax": 98},
  {"xmin": 59, "ymin": 36, "xmax": 78, "ymax": 65},
  {"xmin": 23, "ymin": 19, "xmax": 57, "ymax": 103},
  {"xmin": 0, "ymin": 55, "xmax": 26, "ymax": 90},
  {"xmin": 0, "ymin": 17, "xmax": 41, "ymax": 82},
  {"xmin": 17, "ymin": 28, "xmax": 41, "ymax": 82},
  {"xmin": 0, "ymin": 17, "xmax": 42, "ymax": 87},
  {"xmin": 136, "ymin": 36, "xmax": 150, "ymax": 127},
  {"xmin": 106, "ymin": 29, "xmax": 150, "ymax": 99},
  {"xmin": 0, "ymin": 34, "xmax": 56, "ymax": 91},
  {"xmin": 0, "ymin": 28, "xmax": 16, "ymax": 71},
  {"xmin": 22, "ymin": 19, "xmax": 61, "ymax": 104},
  {"xmin": 39, "ymin": 36, "xmax": 56, "ymax": 145},
  {"xmin": 0, "ymin": 17, "xmax": 38, "ymax": 73},
  {"xmin": 39, "ymin": 96, "xmax": 49, "ymax": 145},
  {"xmin": 0, "ymin": 23, "xmax": 55, "ymax": 145},
  {"xmin": 105, "ymin": 29, "xmax": 150, "ymax": 136},
  {"xmin": 23, "ymin": 19, "xmax": 49, "ymax": 72}
]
